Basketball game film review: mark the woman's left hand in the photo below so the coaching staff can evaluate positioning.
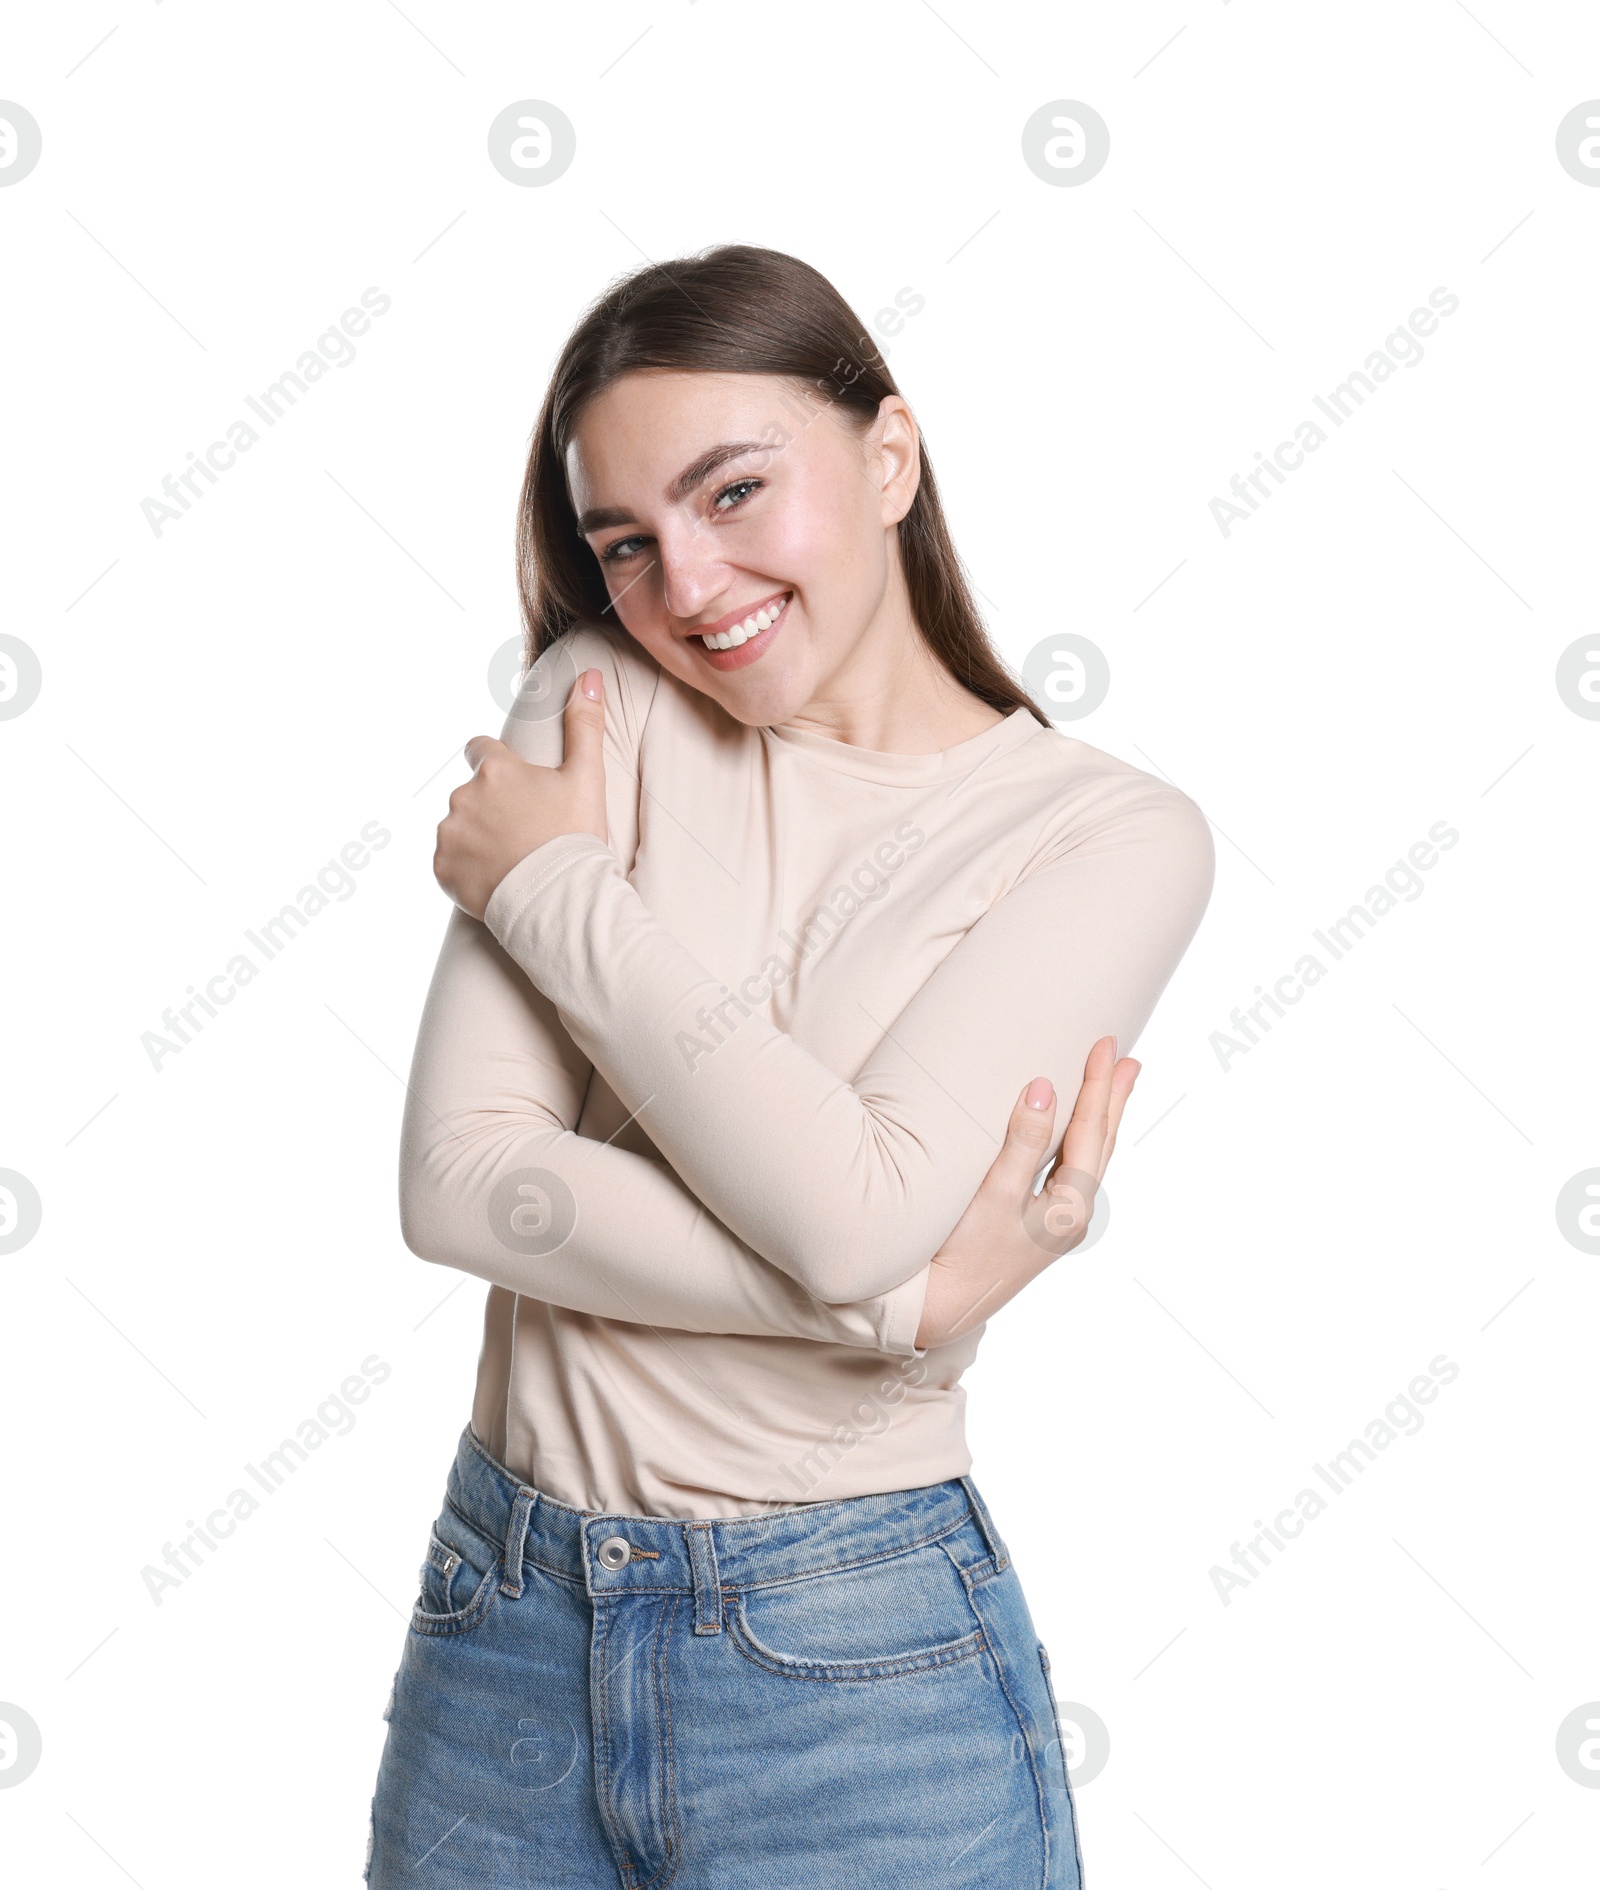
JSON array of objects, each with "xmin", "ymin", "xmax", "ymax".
[
  {"xmin": 913, "ymin": 1035, "xmax": 1139, "ymax": 1349},
  {"xmin": 434, "ymin": 668, "xmax": 610, "ymax": 921}
]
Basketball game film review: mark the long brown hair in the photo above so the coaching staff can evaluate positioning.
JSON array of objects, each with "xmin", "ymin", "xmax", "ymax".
[{"xmin": 515, "ymin": 243, "xmax": 1049, "ymax": 727}]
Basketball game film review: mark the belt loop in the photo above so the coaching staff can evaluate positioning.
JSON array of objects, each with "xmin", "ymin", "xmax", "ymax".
[
  {"xmin": 499, "ymin": 1486, "xmax": 538, "ymax": 1598},
  {"xmin": 958, "ymin": 1474, "xmax": 1009, "ymax": 1573},
  {"xmin": 685, "ymin": 1522, "xmax": 723, "ymax": 1635}
]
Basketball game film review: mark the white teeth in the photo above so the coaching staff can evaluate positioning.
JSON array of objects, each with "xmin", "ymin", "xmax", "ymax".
[{"xmin": 700, "ymin": 594, "xmax": 787, "ymax": 652}]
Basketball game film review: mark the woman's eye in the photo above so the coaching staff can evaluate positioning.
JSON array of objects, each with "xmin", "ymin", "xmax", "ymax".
[
  {"xmin": 712, "ymin": 478, "xmax": 762, "ymax": 514},
  {"xmin": 598, "ymin": 479, "xmax": 761, "ymax": 562}
]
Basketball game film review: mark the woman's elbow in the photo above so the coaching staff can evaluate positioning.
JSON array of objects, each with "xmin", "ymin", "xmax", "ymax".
[
  {"xmin": 397, "ymin": 1161, "xmax": 454, "ymax": 1268},
  {"xmin": 783, "ymin": 1230, "xmax": 932, "ymax": 1306}
]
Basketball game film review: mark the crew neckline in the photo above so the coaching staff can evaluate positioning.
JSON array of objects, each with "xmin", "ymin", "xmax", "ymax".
[{"xmin": 761, "ymin": 705, "xmax": 1041, "ymax": 785}]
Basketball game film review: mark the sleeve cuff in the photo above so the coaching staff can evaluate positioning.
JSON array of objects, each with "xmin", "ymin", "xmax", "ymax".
[
  {"xmin": 483, "ymin": 830, "xmax": 619, "ymax": 943},
  {"xmin": 876, "ymin": 1263, "xmax": 931, "ymax": 1357}
]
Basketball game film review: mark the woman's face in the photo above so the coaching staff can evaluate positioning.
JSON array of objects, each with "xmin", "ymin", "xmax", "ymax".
[{"xmin": 564, "ymin": 369, "xmax": 920, "ymax": 726}]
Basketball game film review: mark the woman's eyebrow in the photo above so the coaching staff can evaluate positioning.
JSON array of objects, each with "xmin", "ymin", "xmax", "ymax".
[
  {"xmin": 664, "ymin": 439, "xmax": 769, "ymax": 504},
  {"xmin": 575, "ymin": 440, "xmax": 770, "ymax": 536}
]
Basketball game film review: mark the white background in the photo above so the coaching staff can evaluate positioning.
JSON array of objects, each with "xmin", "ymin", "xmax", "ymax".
[{"xmin": 3, "ymin": 3, "xmax": 1598, "ymax": 1885}]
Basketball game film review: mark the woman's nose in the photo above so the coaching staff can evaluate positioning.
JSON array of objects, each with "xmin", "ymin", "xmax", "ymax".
[{"xmin": 656, "ymin": 518, "xmax": 728, "ymax": 622}]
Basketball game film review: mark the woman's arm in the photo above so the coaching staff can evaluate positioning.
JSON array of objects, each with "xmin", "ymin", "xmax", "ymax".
[
  {"xmin": 483, "ymin": 768, "xmax": 1215, "ymax": 1306},
  {"xmin": 399, "ymin": 627, "xmax": 929, "ymax": 1354},
  {"xmin": 399, "ymin": 905, "xmax": 929, "ymax": 1351}
]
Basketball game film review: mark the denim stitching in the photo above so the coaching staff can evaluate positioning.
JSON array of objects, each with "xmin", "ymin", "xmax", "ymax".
[
  {"xmin": 659, "ymin": 1596, "xmax": 683, "ymax": 1886},
  {"xmin": 719, "ymin": 1511, "xmax": 974, "ymax": 1595},
  {"xmin": 726, "ymin": 1597, "xmax": 987, "ymax": 1683},
  {"xmin": 458, "ymin": 1500, "xmax": 976, "ymax": 1599},
  {"xmin": 685, "ymin": 1522, "xmax": 722, "ymax": 1635},
  {"xmin": 422, "ymin": 1435, "xmax": 1055, "ymax": 1876},
  {"xmin": 498, "ymin": 1488, "xmax": 537, "ymax": 1599},
  {"xmin": 959, "ymin": 1476, "xmax": 1010, "ymax": 1573},
  {"xmin": 942, "ymin": 1540, "xmax": 1051, "ymax": 1886},
  {"xmin": 408, "ymin": 1557, "xmax": 501, "ymax": 1638},
  {"xmin": 973, "ymin": 1608, "xmax": 1051, "ymax": 1890},
  {"xmin": 937, "ymin": 1515, "xmax": 1008, "ymax": 1588},
  {"xmin": 521, "ymin": 1553, "xmax": 590, "ymax": 1588},
  {"xmin": 451, "ymin": 1484, "xmax": 591, "ymax": 1590},
  {"xmin": 419, "ymin": 1533, "xmax": 461, "ymax": 1613},
  {"xmin": 445, "ymin": 1486, "xmax": 581, "ymax": 1590},
  {"xmin": 593, "ymin": 1599, "xmax": 622, "ymax": 1875},
  {"xmin": 1037, "ymin": 1644, "xmax": 1068, "ymax": 1791},
  {"xmin": 710, "ymin": 1478, "xmax": 960, "ymax": 1532},
  {"xmin": 458, "ymin": 1429, "xmax": 979, "ymax": 1590},
  {"xmin": 440, "ymin": 1492, "xmax": 505, "ymax": 1564},
  {"xmin": 635, "ymin": 1593, "xmax": 682, "ymax": 1890},
  {"xmin": 1039, "ymin": 1643, "xmax": 1087, "ymax": 1889}
]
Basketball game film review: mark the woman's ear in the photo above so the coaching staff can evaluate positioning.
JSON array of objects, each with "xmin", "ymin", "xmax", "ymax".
[{"xmin": 869, "ymin": 396, "xmax": 922, "ymax": 528}]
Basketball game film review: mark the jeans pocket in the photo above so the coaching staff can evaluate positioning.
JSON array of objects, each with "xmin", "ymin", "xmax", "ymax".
[
  {"xmin": 409, "ymin": 1505, "xmax": 501, "ymax": 1638},
  {"xmin": 729, "ymin": 1541, "xmax": 985, "ymax": 1680}
]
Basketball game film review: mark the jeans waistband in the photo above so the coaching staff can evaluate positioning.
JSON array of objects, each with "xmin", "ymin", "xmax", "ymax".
[{"xmin": 446, "ymin": 1427, "xmax": 1009, "ymax": 1628}]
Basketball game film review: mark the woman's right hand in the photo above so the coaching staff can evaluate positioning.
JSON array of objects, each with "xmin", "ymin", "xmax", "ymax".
[{"xmin": 913, "ymin": 1035, "xmax": 1139, "ymax": 1350}]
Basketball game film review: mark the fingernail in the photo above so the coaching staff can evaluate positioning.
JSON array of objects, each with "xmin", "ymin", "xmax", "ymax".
[
  {"xmin": 581, "ymin": 670, "xmax": 602, "ymax": 700},
  {"xmin": 1025, "ymin": 1078, "xmax": 1053, "ymax": 1109}
]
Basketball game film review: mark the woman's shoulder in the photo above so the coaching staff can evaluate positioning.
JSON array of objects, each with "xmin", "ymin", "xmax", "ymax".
[
  {"xmin": 542, "ymin": 616, "xmax": 662, "ymax": 694},
  {"xmin": 1007, "ymin": 718, "xmax": 1208, "ymax": 824},
  {"xmin": 528, "ymin": 618, "xmax": 670, "ymax": 751},
  {"xmin": 1007, "ymin": 720, "xmax": 1215, "ymax": 884}
]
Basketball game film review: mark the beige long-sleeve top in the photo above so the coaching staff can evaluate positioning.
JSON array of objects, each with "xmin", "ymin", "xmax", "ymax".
[{"xmin": 399, "ymin": 623, "xmax": 1215, "ymax": 1518}]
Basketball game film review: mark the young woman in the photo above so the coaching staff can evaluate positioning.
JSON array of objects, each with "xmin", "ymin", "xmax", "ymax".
[{"xmin": 366, "ymin": 246, "xmax": 1214, "ymax": 1888}]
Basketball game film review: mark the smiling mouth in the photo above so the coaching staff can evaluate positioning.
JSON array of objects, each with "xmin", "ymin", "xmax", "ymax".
[{"xmin": 691, "ymin": 591, "xmax": 791, "ymax": 651}]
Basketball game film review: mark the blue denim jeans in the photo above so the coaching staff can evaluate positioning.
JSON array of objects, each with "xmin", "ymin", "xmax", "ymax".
[{"xmin": 367, "ymin": 1426, "xmax": 1084, "ymax": 1887}]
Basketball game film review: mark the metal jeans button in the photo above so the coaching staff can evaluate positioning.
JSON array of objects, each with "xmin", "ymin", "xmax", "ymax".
[{"xmin": 596, "ymin": 1534, "xmax": 632, "ymax": 1570}]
